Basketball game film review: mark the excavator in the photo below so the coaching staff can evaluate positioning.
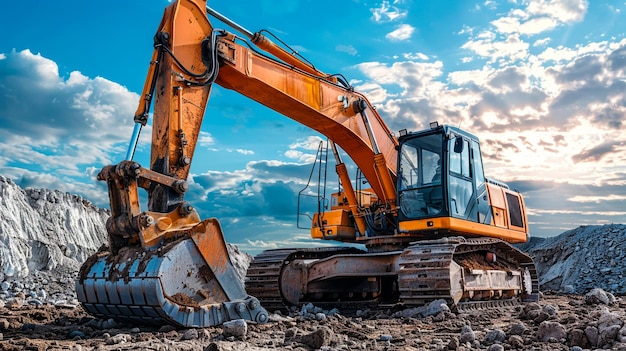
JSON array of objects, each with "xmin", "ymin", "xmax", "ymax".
[{"xmin": 76, "ymin": 0, "xmax": 539, "ymax": 327}]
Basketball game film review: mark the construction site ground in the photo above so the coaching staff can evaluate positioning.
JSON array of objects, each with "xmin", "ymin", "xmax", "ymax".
[{"xmin": 1, "ymin": 292, "xmax": 626, "ymax": 351}]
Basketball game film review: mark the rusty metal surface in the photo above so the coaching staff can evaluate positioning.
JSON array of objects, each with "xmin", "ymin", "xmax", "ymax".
[
  {"xmin": 398, "ymin": 237, "xmax": 539, "ymax": 306},
  {"xmin": 247, "ymin": 238, "xmax": 539, "ymax": 312},
  {"xmin": 245, "ymin": 247, "xmax": 367, "ymax": 312},
  {"xmin": 76, "ymin": 238, "xmax": 268, "ymax": 327}
]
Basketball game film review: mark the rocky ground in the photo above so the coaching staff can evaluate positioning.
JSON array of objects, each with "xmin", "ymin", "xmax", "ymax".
[
  {"xmin": 2, "ymin": 177, "xmax": 626, "ymax": 350},
  {"xmin": 1, "ymin": 290, "xmax": 626, "ymax": 350}
]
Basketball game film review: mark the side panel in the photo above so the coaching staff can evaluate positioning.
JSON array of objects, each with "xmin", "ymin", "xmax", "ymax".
[
  {"xmin": 398, "ymin": 216, "xmax": 528, "ymax": 243},
  {"xmin": 486, "ymin": 183, "xmax": 527, "ymax": 233},
  {"xmin": 311, "ymin": 210, "xmax": 357, "ymax": 241}
]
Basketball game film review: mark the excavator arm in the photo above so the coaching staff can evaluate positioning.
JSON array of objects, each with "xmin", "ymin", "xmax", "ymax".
[
  {"xmin": 213, "ymin": 34, "xmax": 399, "ymax": 205},
  {"xmin": 77, "ymin": 0, "xmax": 269, "ymax": 328},
  {"xmin": 212, "ymin": 29, "xmax": 401, "ymax": 238}
]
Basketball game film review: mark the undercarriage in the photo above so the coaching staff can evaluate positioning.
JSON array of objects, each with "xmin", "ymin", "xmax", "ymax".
[{"xmin": 245, "ymin": 237, "xmax": 539, "ymax": 313}]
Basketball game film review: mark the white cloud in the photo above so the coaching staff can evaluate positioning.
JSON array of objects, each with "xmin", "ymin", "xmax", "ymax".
[
  {"xmin": 353, "ymin": 82, "xmax": 389, "ymax": 105},
  {"xmin": 526, "ymin": 0, "xmax": 588, "ymax": 23},
  {"xmin": 353, "ymin": 33, "xmax": 626, "ymax": 215},
  {"xmin": 568, "ymin": 194, "xmax": 626, "ymax": 203},
  {"xmin": 285, "ymin": 135, "xmax": 323, "ymax": 163},
  {"xmin": 284, "ymin": 150, "xmax": 316, "ymax": 163},
  {"xmin": 370, "ymin": 0, "xmax": 407, "ymax": 23},
  {"xmin": 461, "ymin": 32, "xmax": 529, "ymax": 63},
  {"xmin": 336, "ymin": 44, "xmax": 358, "ymax": 56},
  {"xmin": 490, "ymin": 0, "xmax": 588, "ymax": 36},
  {"xmin": 533, "ymin": 37, "xmax": 551, "ymax": 47},
  {"xmin": 236, "ymin": 149, "xmax": 255, "ymax": 155},
  {"xmin": 403, "ymin": 52, "xmax": 429, "ymax": 61},
  {"xmin": 289, "ymin": 136, "xmax": 324, "ymax": 151},
  {"xmin": 386, "ymin": 24, "xmax": 415, "ymax": 41},
  {"xmin": 198, "ymin": 131, "xmax": 215, "ymax": 147},
  {"xmin": 0, "ymin": 50, "xmax": 139, "ymax": 177}
]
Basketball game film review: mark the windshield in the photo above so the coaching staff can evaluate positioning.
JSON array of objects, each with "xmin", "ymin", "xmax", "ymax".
[{"xmin": 398, "ymin": 133, "xmax": 444, "ymax": 218}]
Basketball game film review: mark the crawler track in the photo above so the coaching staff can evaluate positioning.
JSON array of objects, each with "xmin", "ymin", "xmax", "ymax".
[
  {"xmin": 246, "ymin": 237, "xmax": 539, "ymax": 313},
  {"xmin": 398, "ymin": 237, "xmax": 539, "ymax": 306},
  {"xmin": 245, "ymin": 247, "xmax": 366, "ymax": 312}
]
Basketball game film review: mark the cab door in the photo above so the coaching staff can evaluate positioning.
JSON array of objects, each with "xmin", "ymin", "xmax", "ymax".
[
  {"xmin": 448, "ymin": 136, "xmax": 491, "ymax": 224},
  {"xmin": 471, "ymin": 140, "xmax": 491, "ymax": 224},
  {"xmin": 448, "ymin": 137, "xmax": 474, "ymax": 220}
]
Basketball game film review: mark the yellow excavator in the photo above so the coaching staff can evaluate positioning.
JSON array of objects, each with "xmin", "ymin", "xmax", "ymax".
[{"xmin": 77, "ymin": 0, "xmax": 538, "ymax": 327}]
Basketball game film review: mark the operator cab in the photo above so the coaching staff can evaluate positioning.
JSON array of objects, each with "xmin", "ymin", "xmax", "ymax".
[{"xmin": 397, "ymin": 123, "xmax": 492, "ymax": 230}]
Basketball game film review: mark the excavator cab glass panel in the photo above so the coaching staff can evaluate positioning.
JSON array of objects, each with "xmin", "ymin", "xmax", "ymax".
[
  {"xmin": 448, "ymin": 137, "xmax": 474, "ymax": 220},
  {"xmin": 398, "ymin": 132, "xmax": 445, "ymax": 219}
]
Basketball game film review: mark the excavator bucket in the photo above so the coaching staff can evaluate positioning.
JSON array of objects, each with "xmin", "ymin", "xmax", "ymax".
[{"xmin": 76, "ymin": 218, "xmax": 268, "ymax": 327}]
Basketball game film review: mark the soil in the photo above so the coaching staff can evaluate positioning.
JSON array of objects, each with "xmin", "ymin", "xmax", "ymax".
[{"xmin": 1, "ymin": 293, "xmax": 625, "ymax": 351}]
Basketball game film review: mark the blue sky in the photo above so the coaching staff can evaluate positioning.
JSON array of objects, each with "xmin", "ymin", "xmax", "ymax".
[{"xmin": 1, "ymin": 0, "xmax": 625, "ymax": 254}]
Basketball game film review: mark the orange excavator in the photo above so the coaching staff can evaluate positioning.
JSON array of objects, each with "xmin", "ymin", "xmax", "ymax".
[{"xmin": 77, "ymin": 0, "xmax": 538, "ymax": 327}]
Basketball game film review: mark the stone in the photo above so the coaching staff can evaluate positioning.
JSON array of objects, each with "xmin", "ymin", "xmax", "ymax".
[
  {"xmin": 284, "ymin": 327, "xmax": 298, "ymax": 338},
  {"xmin": 533, "ymin": 311, "xmax": 551, "ymax": 323},
  {"xmin": 6, "ymin": 297, "xmax": 24, "ymax": 309},
  {"xmin": 222, "ymin": 319, "xmax": 247, "ymax": 338},
  {"xmin": 568, "ymin": 328, "xmax": 588, "ymax": 347},
  {"xmin": 182, "ymin": 328, "xmax": 199, "ymax": 340},
  {"xmin": 508, "ymin": 335, "xmax": 524, "ymax": 349},
  {"xmin": 598, "ymin": 310, "xmax": 624, "ymax": 331},
  {"xmin": 521, "ymin": 302, "xmax": 541, "ymax": 320},
  {"xmin": 20, "ymin": 323, "xmax": 35, "ymax": 331},
  {"xmin": 158, "ymin": 325, "xmax": 177, "ymax": 333},
  {"xmin": 484, "ymin": 329, "xmax": 506, "ymax": 344},
  {"xmin": 599, "ymin": 325, "xmax": 622, "ymax": 347},
  {"xmin": 487, "ymin": 344, "xmax": 504, "ymax": 351},
  {"xmin": 391, "ymin": 299, "xmax": 450, "ymax": 319},
  {"xmin": 199, "ymin": 329, "xmax": 211, "ymax": 339},
  {"xmin": 27, "ymin": 298, "xmax": 43, "ymax": 307},
  {"xmin": 619, "ymin": 325, "xmax": 626, "ymax": 343},
  {"xmin": 585, "ymin": 326, "xmax": 599, "ymax": 347},
  {"xmin": 537, "ymin": 321, "xmax": 566, "ymax": 342},
  {"xmin": 327, "ymin": 308, "xmax": 340, "ymax": 316},
  {"xmin": 459, "ymin": 325, "xmax": 475, "ymax": 343},
  {"xmin": 0, "ymin": 177, "xmax": 109, "ymax": 280},
  {"xmin": 447, "ymin": 337, "xmax": 459, "ymax": 350},
  {"xmin": 509, "ymin": 322, "xmax": 527, "ymax": 336},
  {"xmin": 585, "ymin": 288, "xmax": 616, "ymax": 305},
  {"xmin": 105, "ymin": 333, "xmax": 131, "ymax": 345},
  {"xmin": 542, "ymin": 304, "xmax": 558, "ymax": 316},
  {"xmin": 299, "ymin": 326, "xmax": 334, "ymax": 349}
]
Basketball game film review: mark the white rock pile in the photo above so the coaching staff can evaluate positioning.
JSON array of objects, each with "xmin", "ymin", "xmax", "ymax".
[
  {"xmin": 0, "ymin": 175, "xmax": 252, "ymax": 307},
  {"xmin": 0, "ymin": 175, "xmax": 108, "ymax": 307}
]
